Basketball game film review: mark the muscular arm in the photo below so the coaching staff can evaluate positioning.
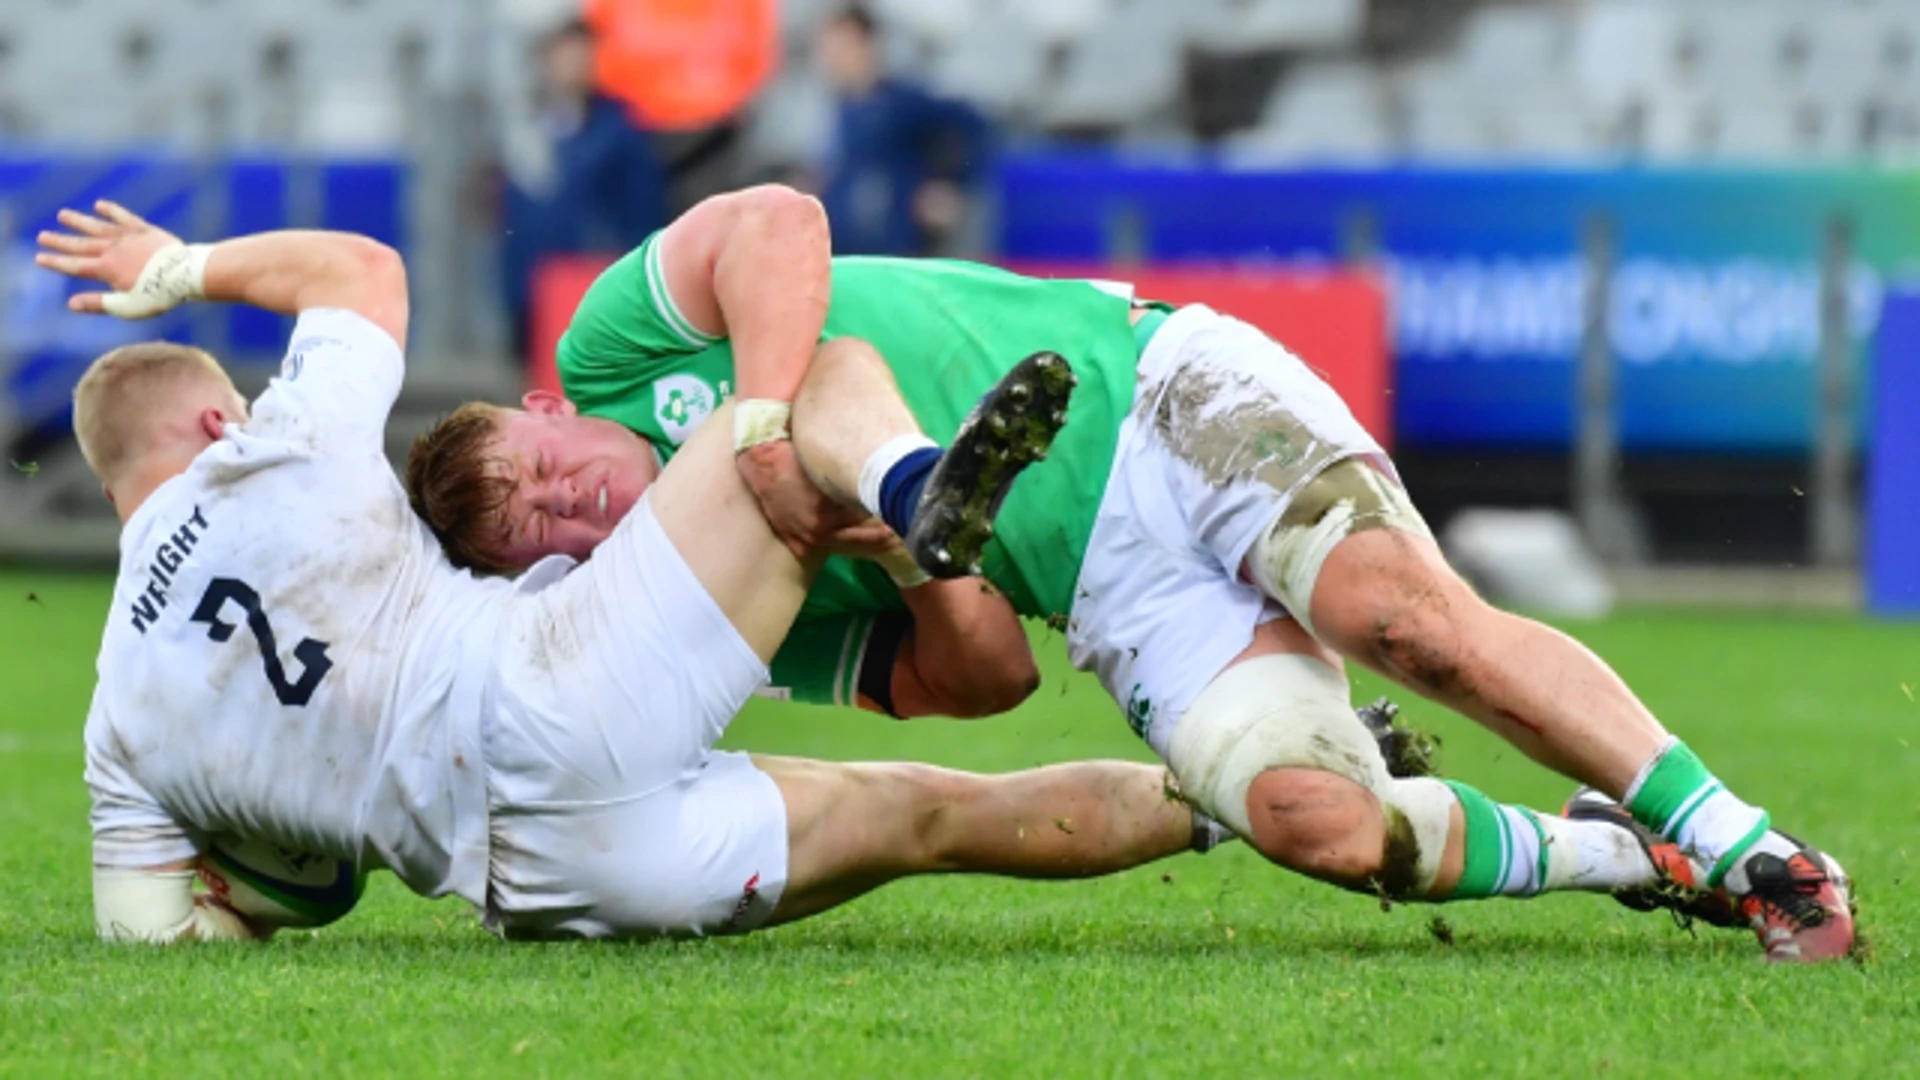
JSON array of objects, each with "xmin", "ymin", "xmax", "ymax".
[
  {"xmin": 656, "ymin": 184, "xmax": 831, "ymax": 403},
  {"xmin": 35, "ymin": 202, "xmax": 408, "ymax": 350},
  {"xmin": 200, "ymin": 230, "xmax": 409, "ymax": 349},
  {"xmin": 883, "ymin": 580, "xmax": 1041, "ymax": 719}
]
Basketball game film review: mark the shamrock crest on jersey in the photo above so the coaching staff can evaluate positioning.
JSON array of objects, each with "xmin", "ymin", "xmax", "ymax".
[{"xmin": 653, "ymin": 373, "xmax": 719, "ymax": 444}]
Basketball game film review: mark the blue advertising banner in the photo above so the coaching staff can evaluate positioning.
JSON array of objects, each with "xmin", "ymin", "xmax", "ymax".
[
  {"xmin": 998, "ymin": 156, "xmax": 1920, "ymax": 451},
  {"xmin": 1, "ymin": 153, "xmax": 405, "ymax": 436},
  {"xmin": 1868, "ymin": 289, "xmax": 1920, "ymax": 617}
]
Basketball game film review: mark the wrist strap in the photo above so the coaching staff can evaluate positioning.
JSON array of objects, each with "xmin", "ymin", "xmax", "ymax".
[
  {"xmin": 874, "ymin": 544, "xmax": 931, "ymax": 589},
  {"xmin": 101, "ymin": 243, "xmax": 212, "ymax": 320},
  {"xmin": 733, "ymin": 399, "xmax": 793, "ymax": 453}
]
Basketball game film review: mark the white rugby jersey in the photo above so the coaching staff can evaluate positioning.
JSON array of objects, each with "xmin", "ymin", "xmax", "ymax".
[{"xmin": 84, "ymin": 309, "xmax": 510, "ymax": 906}]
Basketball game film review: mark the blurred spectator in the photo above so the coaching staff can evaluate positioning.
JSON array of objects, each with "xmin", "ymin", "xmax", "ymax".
[
  {"xmin": 499, "ymin": 18, "xmax": 667, "ymax": 355},
  {"xmin": 815, "ymin": 5, "xmax": 992, "ymax": 256}
]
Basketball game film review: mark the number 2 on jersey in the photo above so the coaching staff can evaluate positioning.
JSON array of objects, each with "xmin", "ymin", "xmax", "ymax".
[{"xmin": 190, "ymin": 577, "xmax": 335, "ymax": 706}]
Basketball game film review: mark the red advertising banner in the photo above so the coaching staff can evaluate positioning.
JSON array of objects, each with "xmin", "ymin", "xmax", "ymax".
[
  {"xmin": 529, "ymin": 258, "xmax": 1391, "ymax": 447},
  {"xmin": 527, "ymin": 256, "xmax": 609, "ymax": 399},
  {"xmin": 1007, "ymin": 263, "xmax": 1392, "ymax": 449}
]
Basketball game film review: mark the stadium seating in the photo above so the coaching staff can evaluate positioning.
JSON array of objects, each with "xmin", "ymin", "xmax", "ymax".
[
  {"xmin": 1187, "ymin": 0, "xmax": 1366, "ymax": 55},
  {"xmin": 932, "ymin": 13, "xmax": 1053, "ymax": 120},
  {"xmin": 0, "ymin": 0, "xmax": 458, "ymax": 150},
  {"xmin": 1227, "ymin": 61, "xmax": 1390, "ymax": 164},
  {"xmin": 5, "ymin": 0, "xmax": 1909, "ymax": 164}
]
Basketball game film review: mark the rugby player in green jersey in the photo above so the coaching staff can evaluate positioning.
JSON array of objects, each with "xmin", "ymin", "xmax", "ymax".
[{"xmin": 408, "ymin": 185, "xmax": 1853, "ymax": 961}]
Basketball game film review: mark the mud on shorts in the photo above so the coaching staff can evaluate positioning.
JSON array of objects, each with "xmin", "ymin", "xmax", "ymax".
[
  {"xmin": 478, "ymin": 497, "xmax": 790, "ymax": 940},
  {"xmin": 1066, "ymin": 303, "xmax": 1433, "ymax": 782}
]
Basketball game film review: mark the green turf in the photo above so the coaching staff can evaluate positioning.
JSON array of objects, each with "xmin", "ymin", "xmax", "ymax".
[{"xmin": 3, "ymin": 567, "xmax": 1917, "ymax": 1077}]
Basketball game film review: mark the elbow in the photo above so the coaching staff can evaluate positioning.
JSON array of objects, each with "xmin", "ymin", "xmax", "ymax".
[
  {"xmin": 348, "ymin": 236, "xmax": 407, "ymax": 295},
  {"xmin": 977, "ymin": 664, "xmax": 1042, "ymax": 717},
  {"xmin": 734, "ymin": 183, "xmax": 828, "ymax": 245},
  {"xmin": 933, "ymin": 652, "xmax": 1041, "ymax": 719}
]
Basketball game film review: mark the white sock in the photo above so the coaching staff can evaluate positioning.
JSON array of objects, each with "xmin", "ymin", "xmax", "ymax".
[
  {"xmin": 1620, "ymin": 739, "xmax": 1771, "ymax": 881},
  {"xmin": 1672, "ymin": 788, "xmax": 1771, "ymax": 873},
  {"xmin": 856, "ymin": 433, "xmax": 939, "ymax": 522},
  {"xmin": 1538, "ymin": 814, "xmax": 1663, "ymax": 893},
  {"xmin": 1490, "ymin": 809, "xmax": 1662, "ymax": 896}
]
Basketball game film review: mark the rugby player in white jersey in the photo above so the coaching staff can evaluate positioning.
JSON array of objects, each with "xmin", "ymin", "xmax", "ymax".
[{"xmin": 41, "ymin": 194, "xmax": 1220, "ymax": 943}]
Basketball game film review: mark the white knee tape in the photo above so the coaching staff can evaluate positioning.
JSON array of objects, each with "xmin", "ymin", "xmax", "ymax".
[
  {"xmin": 1377, "ymin": 776, "xmax": 1457, "ymax": 897},
  {"xmin": 1246, "ymin": 460, "xmax": 1431, "ymax": 639},
  {"xmin": 1165, "ymin": 653, "xmax": 1389, "ymax": 838}
]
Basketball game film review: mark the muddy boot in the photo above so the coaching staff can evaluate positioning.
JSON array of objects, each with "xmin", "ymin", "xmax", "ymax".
[
  {"xmin": 1356, "ymin": 697, "xmax": 1441, "ymax": 780},
  {"xmin": 1563, "ymin": 786, "xmax": 1743, "ymax": 931},
  {"xmin": 904, "ymin": 351, "xmax": 1076, "ymax": 579}
]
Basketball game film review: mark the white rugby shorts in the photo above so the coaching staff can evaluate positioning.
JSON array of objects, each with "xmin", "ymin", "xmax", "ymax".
[
  {"xmin": 479, "ymin": 497, "xmax": 789, "ymax": 939},
  {"xmin": 1067, "ymin": 304, "xmax": 1393, "ymax": 758}
]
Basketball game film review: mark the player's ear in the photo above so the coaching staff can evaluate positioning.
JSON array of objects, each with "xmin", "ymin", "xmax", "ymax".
[
  {"xmin": 521, "ymin": 390, "xmax": 578, "ymax": 418},
  {"xmin": 197, "ymin": 407, "xmax": 228, "ymax": 441},
  {"xmin": 101, "ymin": 482, "xmax": 116, "ymax": 510}
]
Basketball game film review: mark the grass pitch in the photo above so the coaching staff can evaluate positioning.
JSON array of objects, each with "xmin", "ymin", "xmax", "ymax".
[{"xmin": 2, "ymin": 567, "xmax": 1917, "ymax": 1077}]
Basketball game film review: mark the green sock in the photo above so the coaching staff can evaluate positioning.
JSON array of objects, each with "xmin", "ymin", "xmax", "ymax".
[
  {"xmin": 1624, "ymin": 738, "xmax": 1770, "ymax": 888},
  {"xmin": 1442, "ymin": 780, "xmax": 1545, "ymax": 899},
  {"xmin": 1444, "ymin": 780, "xmax": 1670, "ymax": 899}
]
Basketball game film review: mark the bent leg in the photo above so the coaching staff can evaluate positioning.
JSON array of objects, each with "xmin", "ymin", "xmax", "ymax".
[
  {"xmin": 646, "ymin": 401, "xmax": 818, "ymax": 665},
  {"xmin": 654, "ymin": 336, "xmax": 1067, "ymax": 662},
  {"xmin": 649, "ymin": 338, "xmax": 945, "ymax": 664},
  {"xmin": 787, "ymin": 336, "xmax": 921, "ymax": 507},
  {"xmin": 757, "ymin": 755, "xmax": 1195, "ymax": 926},
  {"xmin": 1167, "ymin": 628, "xmax": 1663, "ymax": 904},
  {"xmin": 1248, "ymin": 459, "xmax": 1667, "ymax": 794},
  {"xmin": 1241, "ymin": 462, "xmax": 1842, "ymax": 944}
]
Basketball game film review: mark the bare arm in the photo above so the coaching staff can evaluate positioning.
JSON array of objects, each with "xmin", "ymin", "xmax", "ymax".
[
  {"xmin": 656, "ymin": 184, "xmax": 831, "ymax": 403},
  {"xmin": 887, "ymin": 580, "xmax": 1041, "ymax": 719},
  {"xmin": 36, "ymin": 200, "xmax": 408, "ymax": 349},
  {"xmin": 654, "ymin": 187, "xmax": 851, "ymax": 552},
  {"xmin": 200, "ymin": 231, "xmax": 408, "ymax": 348}
]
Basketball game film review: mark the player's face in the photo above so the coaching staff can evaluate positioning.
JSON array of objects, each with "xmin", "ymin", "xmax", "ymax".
[{"xmin": 487, "ymin": 393, "xmax": 659, "ymax": 570}]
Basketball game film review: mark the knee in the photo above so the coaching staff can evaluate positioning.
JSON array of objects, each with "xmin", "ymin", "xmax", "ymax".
[
  {"xmin": 810, "ymin": 335, "xmax": 887, "ymax": 378},
  {"xmin": 1243, "ymin": 767, "xmax": 1389, "ymax": 887}
]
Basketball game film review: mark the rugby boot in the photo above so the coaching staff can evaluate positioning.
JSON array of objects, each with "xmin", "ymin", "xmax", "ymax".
[
  {"xmin": 1563, "ymin": 786, "xmax": 1742, "ymax": 930},
  {"xmin": 1355, "ymin": 697, "xmax": 1441, "ymax": 779},
  {"xmin": 904, "ymin": 351, "xmax": 1076, "ymax": 578},
  {"xmin": 1719, "ymin": 834, "xmax": 1857, "ymax": 963}
]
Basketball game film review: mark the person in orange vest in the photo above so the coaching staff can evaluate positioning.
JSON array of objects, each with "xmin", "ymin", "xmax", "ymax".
[{"xmin": 585, "ymin": 0, "xmax": 778, "ymax": 132}]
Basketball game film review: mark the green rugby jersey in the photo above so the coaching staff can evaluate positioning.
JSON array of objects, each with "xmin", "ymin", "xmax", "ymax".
[{"xmin": 558, "ymin": 234, "xmax": 1139, "ymax": 702}]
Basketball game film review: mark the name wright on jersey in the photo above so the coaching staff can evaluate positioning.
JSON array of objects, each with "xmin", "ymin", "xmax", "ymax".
[{"xmin": 129, "ymin": 504, "xmax": 211, "ymax": 634}]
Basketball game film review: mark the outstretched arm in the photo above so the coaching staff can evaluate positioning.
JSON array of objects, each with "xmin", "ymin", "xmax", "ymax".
[{"xmin": 36, "ymin": 200, "xmax": 408, "ymax": 349}]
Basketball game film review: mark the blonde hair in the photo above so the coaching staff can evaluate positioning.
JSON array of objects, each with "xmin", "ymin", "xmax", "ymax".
[{"xmin": 72, "ymin": 342, "xmax": 239, "ymax": 482}]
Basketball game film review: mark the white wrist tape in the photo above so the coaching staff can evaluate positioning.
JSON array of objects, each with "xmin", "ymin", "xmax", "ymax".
[
  {"xmin": 733, "ymin": 399, "xmax": 793, "ymax": 453},
  {"xmin": 875, "ymin": 544, "xmax": 932, "ymax": 589},
  {"xmin": 100, "ymin": 242, "xmax": 213, "ymax": 320},
  {"xmin": 92, "ymin": 865, "xmax": 252, "ymax": 943}
]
